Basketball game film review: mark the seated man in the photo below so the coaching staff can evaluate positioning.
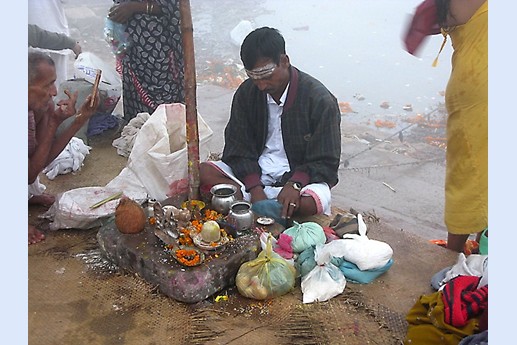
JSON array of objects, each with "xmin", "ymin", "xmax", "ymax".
[
  {"xmin": 200, "ymin": 27, "xmax": 341, "ymax": 225},
  {"xmin": 28, "ymin": 51, "xmax": 99, "ymax": 244}
]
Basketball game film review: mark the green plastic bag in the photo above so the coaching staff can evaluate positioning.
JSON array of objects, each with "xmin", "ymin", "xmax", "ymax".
[{"xmin": 283, "ymin": 221, "xmax": 326, "ymax": 253}]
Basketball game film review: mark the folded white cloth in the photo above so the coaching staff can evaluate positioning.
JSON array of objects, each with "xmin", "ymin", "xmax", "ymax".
[{"xmin": 43, "ymin": 137, "xmax": 91, "ymax": 180}]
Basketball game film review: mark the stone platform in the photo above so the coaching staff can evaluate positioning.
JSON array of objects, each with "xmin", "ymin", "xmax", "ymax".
[{"xmin": 97, "ymin": 218, "xmax": 261, "ymax": 303}]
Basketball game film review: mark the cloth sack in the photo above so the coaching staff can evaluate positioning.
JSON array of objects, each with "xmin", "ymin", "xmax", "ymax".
[
  {"xmin": 41, "ymin": 187, "xmax": 147, "ymax": 231},
  {"xmin": 106, "ymin": 103, "xmax": 213, "ymax": 202}
]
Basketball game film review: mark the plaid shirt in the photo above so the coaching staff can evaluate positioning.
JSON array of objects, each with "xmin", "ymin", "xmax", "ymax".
[{"xmin": 222, "ymin": 66, "xmax": 341, "ymax": 191}]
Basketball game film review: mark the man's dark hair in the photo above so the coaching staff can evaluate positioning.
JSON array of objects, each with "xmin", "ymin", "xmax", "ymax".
[
  {"xmin": 28, "ymin": 51, "xmax": 54, "ymax": 83},
  {"xmin": 240, "ymin": 27, "xmax": 286, "ymax": 70}
]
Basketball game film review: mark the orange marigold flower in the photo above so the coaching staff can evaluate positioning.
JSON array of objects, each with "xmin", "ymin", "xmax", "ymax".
[{"xmin": 175, "ymin": 248, "xmax": 201, "ymax": 266}]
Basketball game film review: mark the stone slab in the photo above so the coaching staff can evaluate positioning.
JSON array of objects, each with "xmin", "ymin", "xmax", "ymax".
[{"xmin": 97, "ymin": 218, "xmax": 261, "ymax": 303}]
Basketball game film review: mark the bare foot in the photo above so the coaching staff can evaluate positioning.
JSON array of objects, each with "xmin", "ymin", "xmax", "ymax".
[
  {"xmin": 29, "ymin": 193, "xmax": 55, "ymax": 207},
  {"xmin": 29, "ymin": 224, "xmax": 45, "ymax": 245}
]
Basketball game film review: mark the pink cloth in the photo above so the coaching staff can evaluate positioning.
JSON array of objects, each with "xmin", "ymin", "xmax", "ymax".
[{"xmin": 403, "ymin": 0, "xmax": 441, "ymax": 55}]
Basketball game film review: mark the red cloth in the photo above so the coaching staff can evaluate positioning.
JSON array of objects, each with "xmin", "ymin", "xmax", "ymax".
[
  {"xmin": 274, "ymin": 233, "xmax": 294, "ymax": 259},
  {"xmin": 442, "ymin": 275, "xmax": 488, "ymax": 328},
  {"xmin": 403, "ymin": 0, "xmax": 441, "ymax": 55}
]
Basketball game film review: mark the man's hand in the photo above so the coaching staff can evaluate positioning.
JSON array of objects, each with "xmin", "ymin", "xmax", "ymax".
[
  {"xmin": 277, "ymin": 184, "xmax": 301, "ymax": 219},
  {"xmin": 76, "ymin": 92, "xmax": 100, "ymax": 123},
  {"xmin": 72, "ymin": 42, "xmax": 82, "ymax": 58},
  {"xmin": 54, "ymin": 89, "xmax": 78, "ymax": 123}
]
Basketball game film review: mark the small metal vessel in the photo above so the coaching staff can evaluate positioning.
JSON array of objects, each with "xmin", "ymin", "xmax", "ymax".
[
  {"xmin": 227, "ymin": 200, "xmax": 254, "ymax": 236},
  {"xmin": 210, "ymin": 184, "xmax": 237, "ymax": 215}
]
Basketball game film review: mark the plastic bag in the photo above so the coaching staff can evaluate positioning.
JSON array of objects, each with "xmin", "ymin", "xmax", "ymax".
[
  {"xmin": 41, "ymin": 187, "xmax": 147, "ymax": 231},
  {"xmin": 329, "ymin": 214, "xmax": 393, "ymax": 271},
  {"xmin": 283, "ymin": 221, "xmax": 326, "ymax": 253},
  {"xmin": 301, "ymin": 243, "xmax": 347, "ymax": 303},
  {"xmin": 296, "ymin": 245, "xmax": 344, "ymax": 278},
  {"xmin": 236, "ymin": 234, "xmax": 296, "ymax": 300},
  {"xmin": 106, "ymin": 103, "xmax": 213, "ymax": 202},
  {"xmin": 74, "ymin": 52, "xmax": 122, "ymax": 114},
  {"xmin": 104, "ymin": 17, "xmax": 131, "ymax": 57}
]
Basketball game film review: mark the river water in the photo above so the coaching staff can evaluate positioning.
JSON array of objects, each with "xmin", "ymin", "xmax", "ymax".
[{"xmin": 192, "ymin": 0, "xmax": 453, "ymax": 124}]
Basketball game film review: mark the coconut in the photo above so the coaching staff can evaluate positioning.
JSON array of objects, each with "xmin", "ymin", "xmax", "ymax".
[
  {"xmin": 200, "ymin": 220, "xmax": 221, "ymax": 243},
  {"xmin": 115, "ymin": 197, "xmax": 147, "ymax": 234}
]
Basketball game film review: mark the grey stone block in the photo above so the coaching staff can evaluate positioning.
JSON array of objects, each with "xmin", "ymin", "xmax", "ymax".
[{"xmin": 97, "ymin": 219, "xmax": 260, "ymax": 303}]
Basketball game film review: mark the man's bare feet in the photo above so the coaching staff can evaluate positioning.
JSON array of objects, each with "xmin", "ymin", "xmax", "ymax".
[
  {"xmin": 29, "ymin": 224, "xmax": 45, "ymax": 245},
  {"xmin": 29, "ymin": 193, "xmax": 55, "ymax": 207}
]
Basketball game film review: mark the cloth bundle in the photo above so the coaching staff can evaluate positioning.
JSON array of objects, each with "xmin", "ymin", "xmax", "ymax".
[
  {"xmin": 112, "ymin": 112, "xmax": 150, "ymax": 157},
  {"xmin": 43, "ymin": 137, "xmax": 91, "ymax": 180}
]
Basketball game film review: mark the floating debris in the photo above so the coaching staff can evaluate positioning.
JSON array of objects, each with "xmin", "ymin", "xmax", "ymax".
[
  {"xmin": 292, "ymin": 25, "xmax": 309, "ymax": 31},
  {"xmin": 353, "ymin": 93, "xmax": 365, "ymax": 101},
  {"xmin": 339, "ymin": 101, "xmax": 356, "ymax": 114},
  {"xmin": 374, "ymin": 119, "xmax": 396, "ymax": 128}
]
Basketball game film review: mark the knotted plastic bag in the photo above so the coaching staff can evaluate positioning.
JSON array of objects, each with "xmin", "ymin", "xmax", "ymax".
[
  {"xmin": 283, "ymin": 221, "xmax": 326, "ymax": 253},
  {"xmin": 236, "ymin": 234, "xmax": 296, "ymax": 300},
  {"xmin": 332, "ymin": 214, "xmax": 393, "ymax": 271},
  {"xmin": 301, "ymin": 243, "xmax": 347, "ymax": 303},
  {"xmin": 297, "ymin": 245, "xmax": 345, "ymax": 278}
]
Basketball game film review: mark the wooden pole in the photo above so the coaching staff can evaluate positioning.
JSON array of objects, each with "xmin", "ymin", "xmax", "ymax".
[{"xmin": 179, "ymin": 0, "xmax": 200, "ymax": 201}]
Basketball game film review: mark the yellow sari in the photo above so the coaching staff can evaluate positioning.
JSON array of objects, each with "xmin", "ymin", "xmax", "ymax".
[{"xmin": 444, "ymin": 1, "xmax": 488, "ymax": 234}]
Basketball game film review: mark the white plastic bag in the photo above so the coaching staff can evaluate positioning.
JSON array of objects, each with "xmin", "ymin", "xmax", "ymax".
[
  {"xmin": 301, "ymin": 243, "xmax": 347, "ymax": 303},
  {"xmin": 106, "ymin": 103, "xmax": 213, "ymax": 202},
  {"xmin": 74, "ymin": 52, "xmax": 122, "ymax": 113},
  {"xmin": 41, "ymin": 187, "xmax": 147, "ymax": 231},
  {"xmin": 338, "ymin": 214, "xmax": 393, "ymax": 271}
]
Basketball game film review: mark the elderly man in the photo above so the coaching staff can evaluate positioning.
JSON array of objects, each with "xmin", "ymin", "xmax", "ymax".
[
  {"xmin": 28, "ymin": 51, "xmax": 98, "ymax": 244},
  {"xmin": 199, "ymin": 27, "xmax": 341, "ymax": 225}
]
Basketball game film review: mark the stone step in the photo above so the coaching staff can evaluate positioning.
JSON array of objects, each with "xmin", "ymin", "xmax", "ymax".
[{"xmin": 97, "ymin": 219, "xmax": 261, "ymax": 303}]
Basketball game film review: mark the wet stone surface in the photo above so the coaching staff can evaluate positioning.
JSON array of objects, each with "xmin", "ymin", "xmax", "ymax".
[{"xmin": 97, "ymin": 219, "xmax": 261, "ymax": 303}]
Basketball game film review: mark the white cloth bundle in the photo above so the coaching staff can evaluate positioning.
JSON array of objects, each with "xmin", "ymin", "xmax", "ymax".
[{"xmin": 43, "ymin": 137, "xmax": 91, "ymax": 180}]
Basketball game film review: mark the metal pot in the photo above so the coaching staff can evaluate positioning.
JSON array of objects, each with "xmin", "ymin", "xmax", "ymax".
[
  {"xmin": 210, "ymin": 184, "xmax": 237, "ymax": 215},
  {"xmin": 227, "ymin": 201, "xmax": 254, "ymax": 236}
]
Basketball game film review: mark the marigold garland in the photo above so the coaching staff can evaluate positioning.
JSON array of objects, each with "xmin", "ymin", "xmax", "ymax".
[{"xmin": 175, "ymin": 248, "xmax": 201, "ymax": 266}]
